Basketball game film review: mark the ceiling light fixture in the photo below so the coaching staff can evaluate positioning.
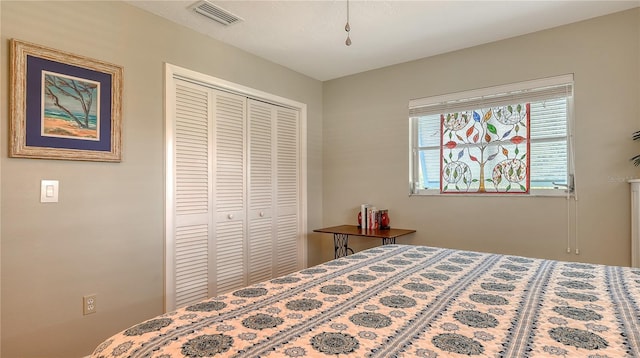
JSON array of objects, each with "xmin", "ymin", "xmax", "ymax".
[{"xmin": 345, "ymin": 0, "xmax": 352, "ymax": 46}]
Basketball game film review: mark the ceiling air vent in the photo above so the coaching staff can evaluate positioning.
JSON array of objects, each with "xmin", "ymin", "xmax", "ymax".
[{"xmin": 192, "ymin": 0, "xmax": 243, "ymax": 26}]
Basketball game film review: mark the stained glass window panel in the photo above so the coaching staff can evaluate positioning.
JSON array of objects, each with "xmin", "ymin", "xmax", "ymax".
[{"xmin": 440, "ymin": 104, "xmax": 530, "ymax": 193}]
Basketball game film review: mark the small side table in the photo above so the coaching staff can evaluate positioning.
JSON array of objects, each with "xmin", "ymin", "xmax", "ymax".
[{"xmin": 313, "ymin": 225, "xmax": 416, "ymax": 259}]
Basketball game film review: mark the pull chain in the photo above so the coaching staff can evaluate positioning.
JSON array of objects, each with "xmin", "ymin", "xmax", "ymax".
[{"xmin": 345, "ymin": 0, "xmax": 351, "ymax": 46}]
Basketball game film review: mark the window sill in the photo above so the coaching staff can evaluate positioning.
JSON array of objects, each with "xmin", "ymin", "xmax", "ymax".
[{"xmin": 410, "ymin": 189, "xmax": 573, "ymax": 197}]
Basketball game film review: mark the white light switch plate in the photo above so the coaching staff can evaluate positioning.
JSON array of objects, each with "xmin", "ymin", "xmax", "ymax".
[{"xmin": 40, "ymin": 180, "xmax": 59, "ymax": 203}]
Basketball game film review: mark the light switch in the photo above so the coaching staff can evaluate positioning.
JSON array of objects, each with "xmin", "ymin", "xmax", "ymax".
[{"xmin": 41, "ymin": 180, "xmax": 59, "ymax": 203}]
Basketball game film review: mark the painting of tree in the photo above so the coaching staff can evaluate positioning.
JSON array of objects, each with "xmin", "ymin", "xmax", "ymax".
[
  {"xmin": 42, "ymin": 71, "xmax": 100, "ymax": 140},
  {"xmin": 10, "ymin": 39, "xmax": 122, "ymax": 161}
]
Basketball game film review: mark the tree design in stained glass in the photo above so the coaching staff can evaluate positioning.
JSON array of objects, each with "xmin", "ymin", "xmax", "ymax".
[{"xmin": 440, "ymin": 104, "xmax": 530, "ymax": 193}]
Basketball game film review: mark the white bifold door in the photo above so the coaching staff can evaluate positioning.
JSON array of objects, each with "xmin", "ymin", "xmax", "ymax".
[{"xmin": 167, "ymin": 77, "xmax": 303, "ymax": 310}]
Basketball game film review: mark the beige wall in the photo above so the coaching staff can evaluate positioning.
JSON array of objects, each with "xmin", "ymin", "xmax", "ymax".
[
  {"xmin": 0, "ymin": 1, "xmax": 323, "ymax": 357},
  {"xmin": 321, "ymin": 9, "xmax": 640, "ymax": 266}
]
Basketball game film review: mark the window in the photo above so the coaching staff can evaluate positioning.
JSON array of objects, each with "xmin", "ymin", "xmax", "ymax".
[{"xmin": 409, "ymin": 75, "xmax": 574, "ymax": 196}]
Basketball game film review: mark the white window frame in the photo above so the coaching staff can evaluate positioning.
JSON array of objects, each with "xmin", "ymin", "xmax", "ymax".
[{"xmin": 409, "ymin": 74, "xmax": 575, "ymax": 197}]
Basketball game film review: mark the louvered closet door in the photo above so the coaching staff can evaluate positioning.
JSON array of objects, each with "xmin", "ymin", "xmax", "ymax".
[
  {"xmin": 212, "ymin": 90, "xmax": 247, "ymax": 295},
  {"xmin": 173, "ymin": 79, "xmax": 213, "ymax": 308},
  {"xmin": 168, "ymin": 68, "xmax": 304, "ymax": 311},
  {"xmin": 247, "ymin": 100, "xmax": 275, "ymax": 284},
  {"xmin": 275, "ymin": 107, "xmax": 300, "ymax": 276}
]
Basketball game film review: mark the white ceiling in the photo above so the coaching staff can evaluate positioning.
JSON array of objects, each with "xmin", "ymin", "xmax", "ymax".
[{"xmin": 128, "ymin": 0, "xmax": 639, "ymax": 81}]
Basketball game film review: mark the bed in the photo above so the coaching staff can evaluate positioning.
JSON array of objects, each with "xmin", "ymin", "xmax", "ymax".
[{"xmin": 91, "ymin": 244, "xmax": 640, "ymax": 357}]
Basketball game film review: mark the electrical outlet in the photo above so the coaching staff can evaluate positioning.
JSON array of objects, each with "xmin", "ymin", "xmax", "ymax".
[{"xmin": 83, "ymin": 294, "xmax": 97, "ymax": 315}]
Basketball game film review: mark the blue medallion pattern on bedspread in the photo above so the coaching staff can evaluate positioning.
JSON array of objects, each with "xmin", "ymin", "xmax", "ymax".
[{"xmin": 91, "ymin": 245, "xmax": 640, "ymax": 357}]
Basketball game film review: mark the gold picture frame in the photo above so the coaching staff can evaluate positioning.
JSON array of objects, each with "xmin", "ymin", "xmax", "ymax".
[{"xmin": 10, "ymin": 39, "xmax": 123, "ymax": 162}]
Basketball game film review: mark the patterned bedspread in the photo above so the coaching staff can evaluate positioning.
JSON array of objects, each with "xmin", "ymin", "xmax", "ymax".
[{"xmin": 92, "ymin": 245, "xmax": 640, "ymax": 357}]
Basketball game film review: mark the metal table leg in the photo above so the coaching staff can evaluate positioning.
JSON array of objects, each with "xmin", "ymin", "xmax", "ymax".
[
  {"xmin": 333, "ymin": 233, "xmax": 354, "ymax": 258},
  {"xmin": 381, "ymin": 237, "xmax": 396, "ymax": 245}
]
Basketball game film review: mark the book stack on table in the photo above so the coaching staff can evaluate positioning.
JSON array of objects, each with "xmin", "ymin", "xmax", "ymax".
[{"xmin": 359, "ymin": 204, "xmax": 389, "ymax": 230}]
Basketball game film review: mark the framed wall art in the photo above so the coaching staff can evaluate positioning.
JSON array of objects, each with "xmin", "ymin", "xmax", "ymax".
[{"xmin": 10, "ymin": 39, "xmax": 123, "ymax": 162}]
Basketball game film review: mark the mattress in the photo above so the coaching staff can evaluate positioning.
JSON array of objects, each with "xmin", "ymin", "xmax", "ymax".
[{"xmin": 91, "ymin": 244, "xmax": 640, "ymax": 357}]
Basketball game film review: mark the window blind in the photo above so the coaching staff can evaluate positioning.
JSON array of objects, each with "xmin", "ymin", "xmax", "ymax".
[
  {"xmin": 409, "ymin": 74, "xmax": 573, "ymax": 117},
  {"xmin": 409, "ymin": 74, "xmax": 573, "ymax": 194}
]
